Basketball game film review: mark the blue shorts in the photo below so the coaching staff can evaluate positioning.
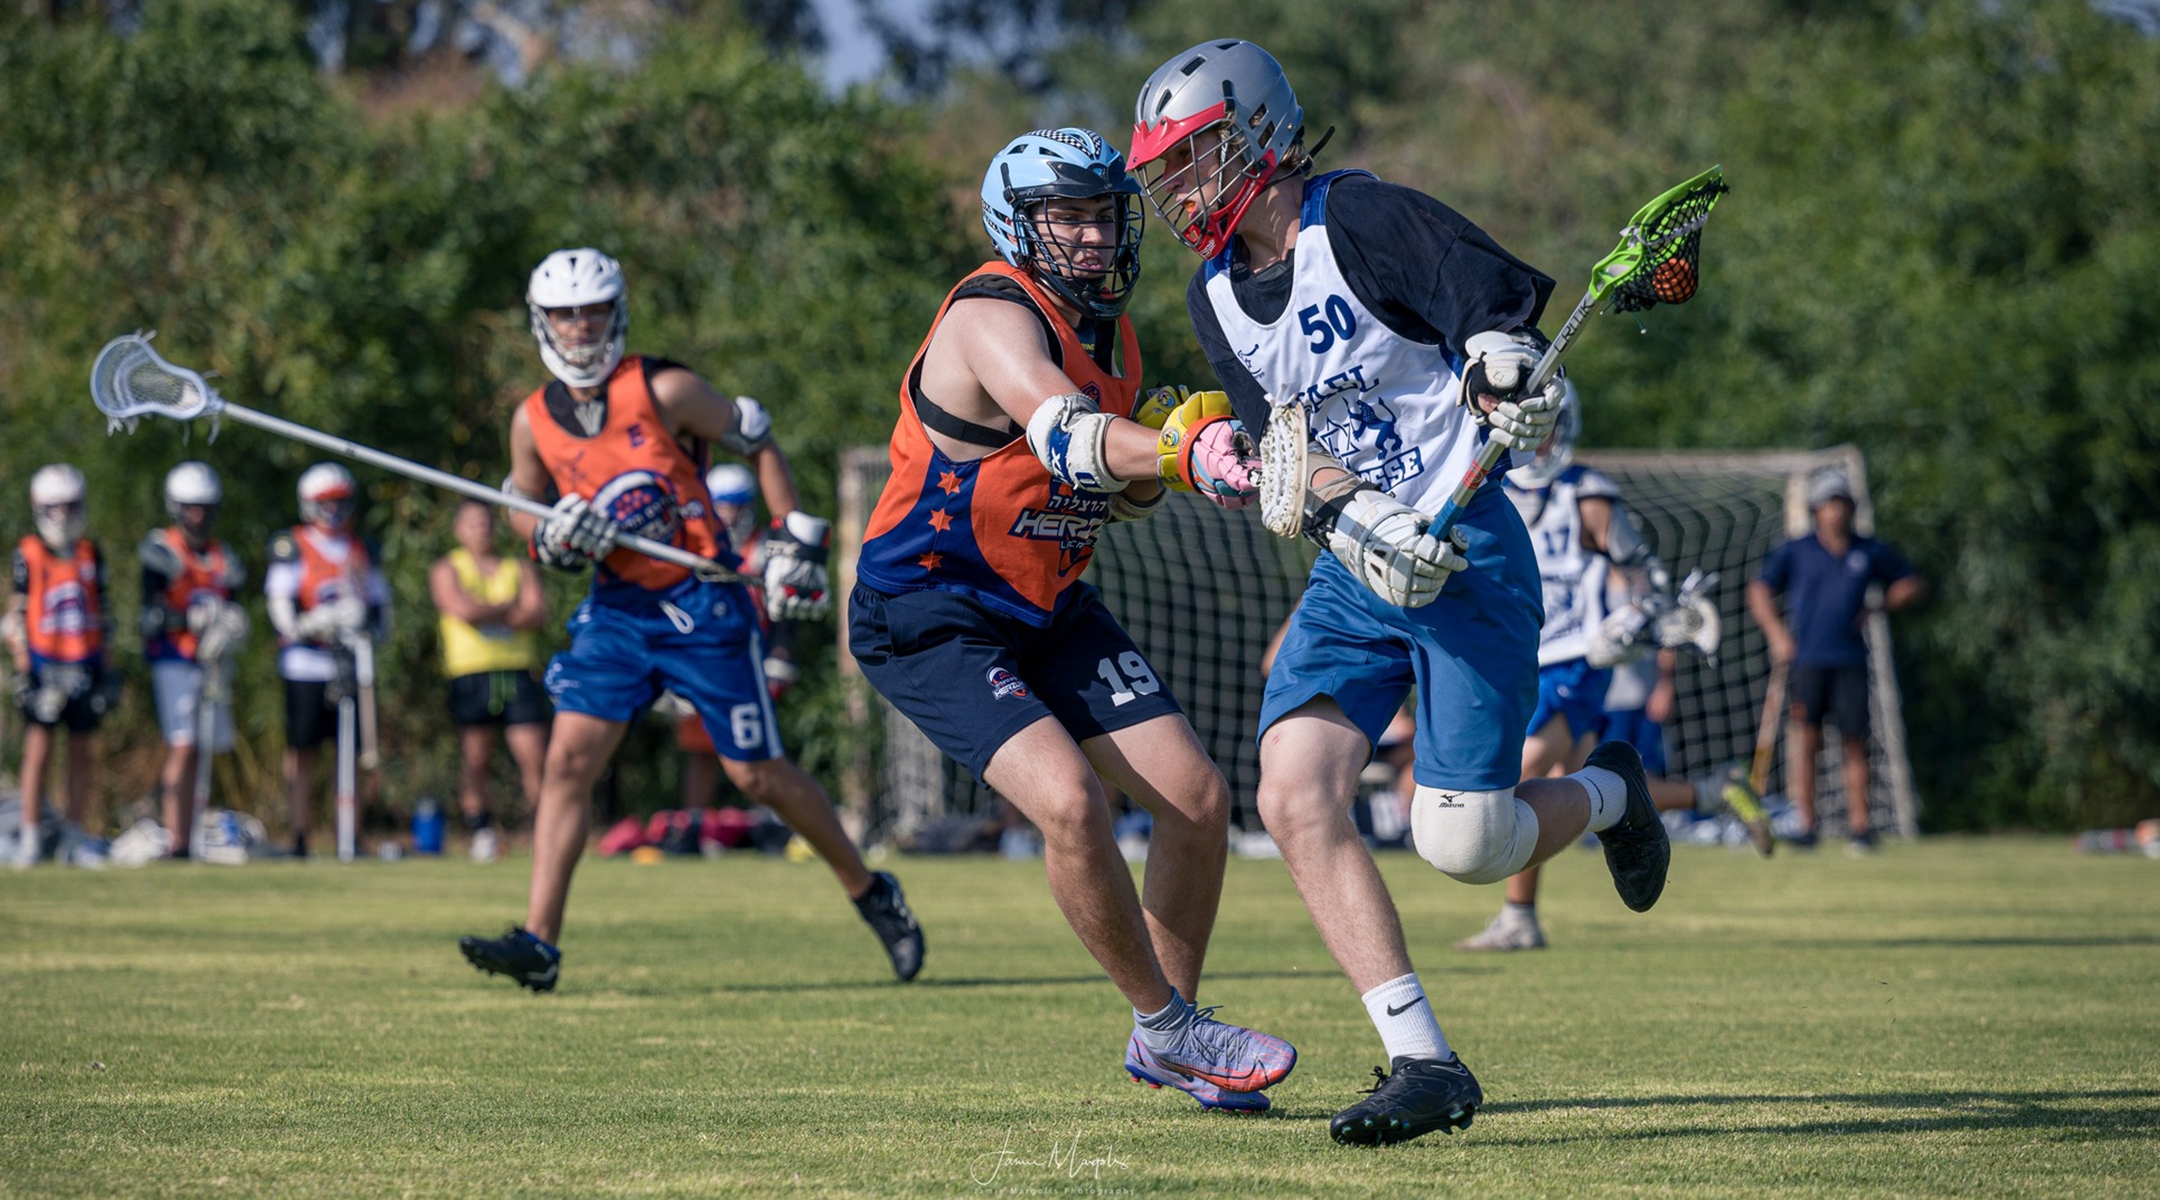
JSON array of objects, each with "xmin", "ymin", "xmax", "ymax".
[
  {"xmin": 543, "ymin": 577, "xmax": 781, "ymax": 762},
  {"xmin": 1261, "ymin": 486, "xmax": 1541, "ymax": 793},
  {"xmin": 1599, "ymin": 707, "xmax": 1668, "ymax": 776},
  {"xmin": 1530, "ymin": 659, "xmax": 1612, "ymax": 743},
  {"xmin": 848, "ymin": 581, "xmax": 1182, "ymax": 783}
]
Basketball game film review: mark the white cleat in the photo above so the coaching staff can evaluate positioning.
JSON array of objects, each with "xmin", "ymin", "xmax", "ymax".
[
  {"xmin": 1454, "ymin": 910, "xmax": 1546, "ymax": 952},
  {"xmin": 470, "ymin": 826, "xmax": 502, "ymax": 864}
]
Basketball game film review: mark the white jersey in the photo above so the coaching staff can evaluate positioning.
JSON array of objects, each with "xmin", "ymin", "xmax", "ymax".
[
  {"xmin": 1202, "ymin": 171, "xmax": 1489, "ymax": 517},
  {"xmin": 1506, "ymin": 464, "xmax": 1620, "ymax": 666}
]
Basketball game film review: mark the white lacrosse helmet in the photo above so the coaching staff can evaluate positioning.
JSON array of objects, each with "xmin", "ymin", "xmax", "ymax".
[
  {"xmin": 165, "ymin": 461, "xmax": 222, "ymax": 536},
  {"xmin": 527, "ymin": 248, "xmax": 628, "ymax": 388},
  {"xmin": 28, "ymin": 463, "xmax": 87, "ymax": 550},
  {"xmin": 1130, "ymin": 39, "xmax": 1306, "ymax": 258},
  {"xmin": 1508, "ymin": 377, "xmax": 1582, "ymax": 490},
  {"xmin": 704, "ymin": 463, "xmax": 758, "ymax": 548},
  {"xmin": 298, "ymin": 462, "xmax": 356, "ymax": 530}
]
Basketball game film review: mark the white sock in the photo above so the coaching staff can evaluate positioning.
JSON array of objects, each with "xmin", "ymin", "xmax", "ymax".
[
  {"xmin": 1132, "ymin": 990, "xmax": 1193, "ymax": 1053},
  {"xmin": 1569, "ymin": 765, "xmax": 1630, "ymax": 832},
  {"xmin": 1361, "ymin": 972, "xmax": 1452, "ymax": 1063},
  {"xmin": 1503, "ymin": 901, "xmax": 1538, "ymax": 926}
]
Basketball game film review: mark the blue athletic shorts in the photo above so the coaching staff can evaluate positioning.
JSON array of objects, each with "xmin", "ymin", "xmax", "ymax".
[
  {"xmin": 543, "ymin": 577, "xmax": 781, "ymax": 762},
  {"xmin": 848, "ymin": 580, "xmax": 1182, "ymax": 783},
  {"xmin": 1261, "ymin": 485, "xmax": 1541, "ymax": 793},
  {"xmin": 1530, "ymin": 659, "xmax": 1613, "ymax": 743},
  {"xmin": 1599, "ymin": 707, "xmax": 1668, "ymax": 776}
]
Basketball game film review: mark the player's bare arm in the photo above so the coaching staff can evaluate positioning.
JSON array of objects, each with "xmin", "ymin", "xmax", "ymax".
[
  {"xmin": 503, "ymin": 407, "xmax": 555, "ymax": 545},
  {"xmin": 647, "ymin": 365, "xmax": 804, "ymax": 516}
]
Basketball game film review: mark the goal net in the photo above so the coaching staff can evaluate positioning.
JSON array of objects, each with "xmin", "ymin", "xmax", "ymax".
[{"xmin": 836, "ymin": 445, "xmax": 1918, "ymax": 844}]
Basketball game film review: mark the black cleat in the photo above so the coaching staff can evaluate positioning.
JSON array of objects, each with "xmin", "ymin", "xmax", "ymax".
[
  {"xmin": 1330, "ymin": 1055, "xmax": 1483, "ymax": 1146},
  {"xmin": 853, "ymin": 871, "xmax": 924, "ymax": 982},
  {"xmin": 458, "ymin": 926, "xmax": 561, "ymax": 992},
  {"xmin": 1586, "ymin": 740, "xmax": 1670, "ymax": 912}
]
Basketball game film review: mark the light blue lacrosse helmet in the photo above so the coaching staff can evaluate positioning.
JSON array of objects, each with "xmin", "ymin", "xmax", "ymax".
[{"xmin": 979, "ymin": 127, "xmax": 1146, "ymax": 322}]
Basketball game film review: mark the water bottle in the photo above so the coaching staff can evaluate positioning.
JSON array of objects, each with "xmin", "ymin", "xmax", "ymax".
[{"xmin": 413, "ymin": 796, "xmax": 445, "ymax": 856}]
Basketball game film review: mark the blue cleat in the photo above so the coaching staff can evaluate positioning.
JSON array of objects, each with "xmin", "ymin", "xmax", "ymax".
[
  {"xmin": 1126, "ymin": 1035, "xmax": 1270, "ymax": 1113},
  {"xmin": 458, "ymin": 926, "xmax": 561, "ymax": 993},
  {"xmin": 1144, "ymin": 1005, "xmax": 1297, "ymax": 1094}
]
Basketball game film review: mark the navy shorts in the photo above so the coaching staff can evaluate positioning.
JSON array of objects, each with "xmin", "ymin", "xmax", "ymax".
[
  {"xmin": 544, "ymin": 578, "xmax": 781, "ymax": 762},
  {"xmin": 1599, "ymin": 708, "xmax": 1668, "ymax": 776},
  {"xmin": 848, "ymin": 581, "xmax": 1182, "ymax": 782},
  {"xmin": 1792, "ymin": 662, "xmax": 1870, "ymax": 740},
  {"xmin": 448, "ymin": 669, "xmax": 549, "ymax": 728},
  {"xmin": 1530, "ymin": 659, "xmax": 1612, "ymax": 743}
]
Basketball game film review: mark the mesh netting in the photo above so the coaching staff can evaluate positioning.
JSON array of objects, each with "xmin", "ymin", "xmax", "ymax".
[
  {"xmin": 841, "ymin": 446, "xmax": 1916, "ymax": 841},
  {"xmin": 1607, "ymin": 179, "xmax": 1726, "ymax": 314},
  {"xmin": 91, "ymin": 335, "xmax": 215, "ymax": 426}
]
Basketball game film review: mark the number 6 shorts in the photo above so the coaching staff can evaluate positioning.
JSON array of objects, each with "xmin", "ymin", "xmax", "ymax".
[
  {"xmin": 848, "ymin": 580, "xmax": 1182, "ymax": 784},
  {"xmin": 544, "ymin": 578, "xmax": 782, "ymax": 762}
]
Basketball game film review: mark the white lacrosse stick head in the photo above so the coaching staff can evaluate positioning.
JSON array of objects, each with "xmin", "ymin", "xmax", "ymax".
[
  {"xmin": 91, "ymin": 333, "xmax": 223, "ymax": 434},
  {"xmin": 1257, "ymin": 395, "xmax": 1309, "ymax": 540},
  {"xmin": 1653, "ymin": 569, "xmax": 1723, "ymax": 661}
]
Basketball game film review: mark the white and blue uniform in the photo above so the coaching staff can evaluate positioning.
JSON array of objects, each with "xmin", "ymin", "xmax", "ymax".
[
  {"xmin": 1189, "ymin": 170, "xmax": 1554, "ymax": 792},
  {"xmin": 1507, "ymin": 464, "xmax": 1621, "ymax": 742}
]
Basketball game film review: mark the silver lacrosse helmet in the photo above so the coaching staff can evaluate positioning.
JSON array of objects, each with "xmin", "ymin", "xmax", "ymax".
[
  {"xmin": 165, "ymin": 461, "xmax": 222, "ymax": 539},
  {"xmin": 28, "ymin": 463, "xmax": 87, "ymax": 550},
  {"xmin": 527, "ymin": 248, "xmax": 628, "ymax": 388},
  {"xmin": 1129, "ymin": 39, "xmax": 1306, "ymax": 258},
  {"xmin": 1508, "ymin": 377, "xmax": 1582, "ymax": 490}
]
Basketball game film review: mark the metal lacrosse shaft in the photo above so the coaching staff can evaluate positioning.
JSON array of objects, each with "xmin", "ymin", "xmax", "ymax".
[
  {"xmin": 205, "ymin": 399, "xmax": 739, "ymax": 582},
  {"xmin": 1425, "ymin": 285, "xmax": 1598, "ymax": 540}
]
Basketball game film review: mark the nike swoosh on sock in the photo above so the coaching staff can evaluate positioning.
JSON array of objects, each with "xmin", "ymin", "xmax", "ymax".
[{"xmin": 1385, "ymin": 996, "xmax": 1428, "ymax": 1017}]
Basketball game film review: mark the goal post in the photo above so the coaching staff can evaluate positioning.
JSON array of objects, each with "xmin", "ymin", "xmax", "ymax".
[{"xmin": 836, "ymin": 443, "xmax": 1918, "ymax": 844}]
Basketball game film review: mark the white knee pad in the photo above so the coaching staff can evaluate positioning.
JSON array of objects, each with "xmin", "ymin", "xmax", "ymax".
[{"xmin": 1410, "ymin": 786, "xmax": 1539, "ymax": 885}]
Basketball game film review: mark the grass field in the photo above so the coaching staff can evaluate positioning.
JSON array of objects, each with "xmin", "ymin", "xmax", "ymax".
[{"xmin": 3, "ymin": 837, "xmax": 2156, "ymax": 1198}]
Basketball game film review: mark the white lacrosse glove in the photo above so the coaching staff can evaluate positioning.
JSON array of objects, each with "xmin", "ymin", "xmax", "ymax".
[
  {"xmin": 192, "ymin": 600, "xmax": 250, "ymax": 664},
  {"xmin": 1025, "ymin": 393, "xmax": 1125, "ymax": 493},
  {"xmin": 1324, "ymin": 489, "xmax": 1470, "ymax": 608},
  {"xmin": 532, "ymin": 493, "xmax": 619, "ymax": 573},
  {"xmin": 1461, "ymin": 331, "xmax": 1566, "ymax": 452},
  {"xmin": 762, "ymin": 512, "xmax": 833, "ymax": 621},
  {"xmin": 1651, "ymin": 569, "xmax": 1722, "ymax": 661},
  {"xmin": 1587, "ymin": 603, "xmax": 1656, "ymax": 668},
  {"xmin": 294, "ymin": 597, "xmax": 364, "ymax": 642}
]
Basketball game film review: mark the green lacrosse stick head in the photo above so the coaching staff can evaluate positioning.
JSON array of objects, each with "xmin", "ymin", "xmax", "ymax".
[{"xmin": 1588, "ymin": 165, "xmax": 1728, "ymax": 313}]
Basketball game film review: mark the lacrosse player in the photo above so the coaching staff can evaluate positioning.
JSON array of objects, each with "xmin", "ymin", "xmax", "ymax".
[
  {"xmin": 264, "ymin": 463, "xmax": 390, "ymax": 859},
  {"xmin": 1130, "ymin": 40, "xmax": 1669, "ymax": 1143},
  {"xmin": 1458, "ymin": 405, "xmax": 1764, "ymax": 951},
  {"xmin": 457, "ymin": 247, "xmax": 923, "ymax": 992},
  {"xmin": 1747, "ymin": 467, "xmax": 1923, "ymax": 854},
  {"xmin": 6, "ymin": 465, "xmax": 114, "ymax": 869},
  {"xmin": 140, "ymin": 462, "xmax": 249, "ymax": 860},
  {"xmin": 850, "ymin": 128, "xmax": 1296, "ymax": 1112},
  {"xmin": 428, "ymin": 499, "xmax": 549, "ymax": 864},
  {"xmin": 671, "ymin": 462, "xmax": 802, "ymax": 828}
]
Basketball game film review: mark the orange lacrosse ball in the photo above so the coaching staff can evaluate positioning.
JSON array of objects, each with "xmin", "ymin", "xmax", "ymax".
[{"xmin": 1650, "ymin": 257, "xmax": 1697, "ymax": 304}]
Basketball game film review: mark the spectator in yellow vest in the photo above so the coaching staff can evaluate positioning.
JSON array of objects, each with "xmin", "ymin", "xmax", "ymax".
[{"xmin": 428, "ymin": 500, "xmax": 549, "ymax": 862}]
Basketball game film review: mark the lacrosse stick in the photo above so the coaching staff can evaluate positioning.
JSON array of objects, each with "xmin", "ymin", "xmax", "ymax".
[
  {"xmin": 1750, "ymin": 659, "xmax": 1789, "ymax": 797},
  {"xmin": 344, "ymin": 630, "xmax": 379, "ymax": 772},
  {"xmin": 1258, "ymin": 167, "xmax": 1729, "ymax": 541},
  {"xmin": 1429, "ymin": 166, "xmax": 1728, "ymax": 540},
  {"xmin": 91, "ymin": 334, "xmax": 742, "ymax": 583},
  {"xmin": 335, "ymin": 678, "xmax": 358, "ymax": 864}
]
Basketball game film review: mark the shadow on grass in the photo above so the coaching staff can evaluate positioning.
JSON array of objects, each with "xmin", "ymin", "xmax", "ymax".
[
  {"xmin": 701, "ymin": 966, "xmax": 1495, "ymax": 994},
  {"xmin": 1779, "ymin": 936, "xmax": 2160, "ymax": 949},
  {"xmin": 1474, "ymin": 1088, "xmax": 2160, "ymax": 1143}
]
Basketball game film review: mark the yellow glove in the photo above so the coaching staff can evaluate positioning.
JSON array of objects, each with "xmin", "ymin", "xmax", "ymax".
[{"xmin": 1135, "ymin": 387, "xmax": 1235, "ymax": 492}]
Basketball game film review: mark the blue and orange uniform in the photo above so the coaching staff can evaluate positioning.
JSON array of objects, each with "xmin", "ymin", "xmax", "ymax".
[
  {"xmin": 12, "ymin": 535, "xmax": 110, "ymax": 731},
  {"xmin": 525, "ymin": 356, "xmax": 781, "ymax": 761},
  {"xmin": 142, "ymin": 527, "xmax": 240, "ymax": 664},
  {"xmin": 850, "ymin": 261, "xmax": 1181, "ymax": 779}
]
